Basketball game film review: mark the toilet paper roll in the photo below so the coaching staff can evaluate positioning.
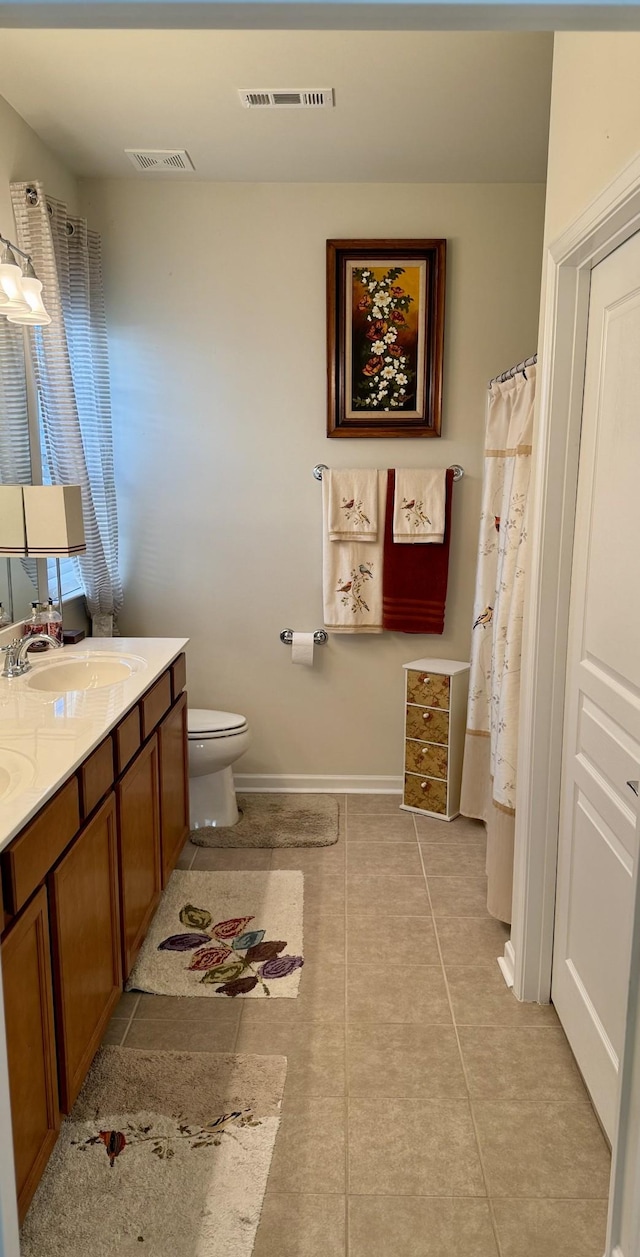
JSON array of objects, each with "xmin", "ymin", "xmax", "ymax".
[{"xmin": 291, "ymin": 632, "xmax": 315, "ymax": 666}]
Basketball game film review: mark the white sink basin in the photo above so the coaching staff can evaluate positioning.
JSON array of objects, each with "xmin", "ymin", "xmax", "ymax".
[
  {"xmin": 25, "ymin": 653, "xmax": 144, "ymax": 695},
  {"xmin": 0, "ymin": 748, "xmax": 36, "ymax": 802}
]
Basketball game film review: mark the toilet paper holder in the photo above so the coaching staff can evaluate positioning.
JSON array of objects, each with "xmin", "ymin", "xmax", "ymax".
[{"xmin": 280, "ymin": 629, "xmax": 328, "ymax": 646}]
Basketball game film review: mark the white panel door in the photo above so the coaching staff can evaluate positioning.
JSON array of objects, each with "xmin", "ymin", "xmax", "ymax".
[{"xmin": 552, "ymin": 228, "xmax": 640, "ymax": 1140}]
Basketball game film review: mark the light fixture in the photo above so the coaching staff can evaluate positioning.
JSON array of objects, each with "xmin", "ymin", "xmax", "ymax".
[
  {"xmin": 7, "ymin": 260, "xmax": 51, "ymax": 326},
  {"xmin": 0, "ymin": 233, "xmax": 50, "ymax": 325}
]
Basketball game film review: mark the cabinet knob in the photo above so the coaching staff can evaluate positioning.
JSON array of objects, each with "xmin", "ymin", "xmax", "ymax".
[
  {"xmin": 421, "ymin": 747, "xmax": 428, "ymax": 755},
  {"xmin": 422, "ymin": 711, "xmax": 431, "ymax": 721},
  {"xmin": 420, "ymin": 676, "xmax": 431, "ymax": 685},
  {"xmin": 420, "ymin": 781, "xmax": 428, "ymax": 790}
]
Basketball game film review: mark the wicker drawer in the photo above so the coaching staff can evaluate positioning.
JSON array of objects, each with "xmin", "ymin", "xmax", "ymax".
[
  {"xmin": 403, "ymin": 772, "xmax": 447, "ymax": 815},
  {"xmin": 406, "ymin": 670, "xmax": 450, "ymax": 710},
  {"xmin": 405, "ymin": 705, "xmax": 449, "ymax": 745},
  {"xmin": 405, "ymin": 740, "xmax": 448, "ymax": 780}
]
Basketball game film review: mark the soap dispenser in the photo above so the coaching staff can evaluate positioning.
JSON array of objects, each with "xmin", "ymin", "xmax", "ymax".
[
  {"xmin": 23, "ymin": 600, "xmax": 47, "ymax": 651},
  {"xmin": 45, "ymin": 597, "xmax": 63, "ymax": 644}
]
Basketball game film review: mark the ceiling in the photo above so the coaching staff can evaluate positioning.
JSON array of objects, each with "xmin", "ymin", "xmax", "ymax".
[{"xmin": 0, "ymin": 30, "xmax": 553, "ymax": 182}]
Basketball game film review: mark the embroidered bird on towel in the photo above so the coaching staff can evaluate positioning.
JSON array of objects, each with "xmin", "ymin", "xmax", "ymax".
[
  {"xmin": 473, "ymin": 605, "xmax": 494, "ymax": 630},
  {"xmin": 342, "ymin": 498, "xmax": 355, "ymax": 510},
  {"xmin": 358, "ymin": 564, "xmax": 373, "ymax": 579}
]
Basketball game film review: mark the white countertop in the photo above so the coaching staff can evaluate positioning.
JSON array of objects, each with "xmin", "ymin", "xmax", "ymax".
[{"xmin": 0, "ymin": 637, "xmax": 188, "ymax": 852}]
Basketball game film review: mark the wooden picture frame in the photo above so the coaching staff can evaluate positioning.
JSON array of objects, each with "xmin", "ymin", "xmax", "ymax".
[{"xmin": 327, "ymin": 238, "xmax": 446, "ymax": 438}]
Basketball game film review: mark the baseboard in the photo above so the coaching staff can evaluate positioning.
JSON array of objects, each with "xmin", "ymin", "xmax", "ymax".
[
  {"xmin": 234, "ymin": 773, "xmax": 403, "ymax": 794},
  {"xmin": 497, "ymin": 939, "xmax": 516, "ymax": 989}
]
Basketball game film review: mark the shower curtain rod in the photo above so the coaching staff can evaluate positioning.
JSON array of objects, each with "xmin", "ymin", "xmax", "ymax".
[{"xmin": 489, "ymin": 354, "xmax": 537, "ymax": 388}]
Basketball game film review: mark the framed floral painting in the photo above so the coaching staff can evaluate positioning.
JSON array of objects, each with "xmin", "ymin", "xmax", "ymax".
[{"xmin": 326, "ymin": 239, "xmax": 446, "ymax": 437}]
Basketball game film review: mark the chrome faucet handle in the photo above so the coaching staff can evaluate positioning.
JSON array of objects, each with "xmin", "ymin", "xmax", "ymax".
[{"xmin": 1, "ymin": 638, "xmax": 26, "ymax": 679}]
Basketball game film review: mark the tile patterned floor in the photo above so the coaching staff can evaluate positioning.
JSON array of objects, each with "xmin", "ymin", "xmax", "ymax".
[{"xmin": 105, "ymin": 795, "xmax": 611, "ymax": 1256}]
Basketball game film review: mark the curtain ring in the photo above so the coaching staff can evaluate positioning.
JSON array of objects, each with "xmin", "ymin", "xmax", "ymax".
[
  {"xmin": 66, "ymin": 222, "xmax": 75, "ymax": 236},
  {"xmin": 25, "ymin": 187, "xmax": 39, "ymax": 207}
]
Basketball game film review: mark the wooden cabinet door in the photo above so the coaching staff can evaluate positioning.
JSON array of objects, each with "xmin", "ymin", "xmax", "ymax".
[
  {"xmin": 49, "ymin": 794, "xmax": 121, "ymax": 1113},
  {"xmin": 158, "ymin": 693, "xmax": 189, "ymax": 886},
  {"xmin": 1, "ymin": 886, "xmax": 59, "ymax": 1222},
  {"xmin": 117, "ymin": 735, "xmax": 161, "ymax": 980}
]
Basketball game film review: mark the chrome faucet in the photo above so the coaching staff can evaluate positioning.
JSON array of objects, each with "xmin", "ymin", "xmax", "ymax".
[{"xmin": 1, "ymin": 634, "xmax": 62, "ymax": 679}]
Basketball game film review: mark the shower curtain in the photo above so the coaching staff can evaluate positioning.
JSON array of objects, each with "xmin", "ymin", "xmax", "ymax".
[{"xmin": 460, "ymin": 364, "xmax": 536, "ymax": 923}]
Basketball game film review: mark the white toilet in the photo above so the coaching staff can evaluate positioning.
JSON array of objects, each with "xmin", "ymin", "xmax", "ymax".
[{"xmin": 187, "ymin": 708, "xmax": 250, "ymax": 828}]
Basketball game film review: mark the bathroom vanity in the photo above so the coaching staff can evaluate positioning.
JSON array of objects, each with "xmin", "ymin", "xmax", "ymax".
[{"xmin": 0, "ymin": 639, "xmax": 189, "ymax": 1222}]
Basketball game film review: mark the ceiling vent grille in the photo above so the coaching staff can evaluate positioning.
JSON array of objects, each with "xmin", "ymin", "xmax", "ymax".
[
  {"xmin": 124, "ymin": 149, "xmax": 195, "ymax": 173},
  {"xmin": 238, "ymin": 89, "xmax": 334, "ymax": 109}
]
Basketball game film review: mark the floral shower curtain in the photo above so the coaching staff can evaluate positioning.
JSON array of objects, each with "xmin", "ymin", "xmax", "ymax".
[
  {"xmin": 10, "ymin": 181, "xmax": 122, "ymax": 632},
  {"xmin": 460, "ymin": 365, "xmax": 536, "ymax": 923}
]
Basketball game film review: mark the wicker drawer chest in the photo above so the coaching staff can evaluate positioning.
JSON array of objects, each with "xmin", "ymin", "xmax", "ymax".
[{"xmin": 401, "ymin": 658, "xmax": 470, "ymax": 821}]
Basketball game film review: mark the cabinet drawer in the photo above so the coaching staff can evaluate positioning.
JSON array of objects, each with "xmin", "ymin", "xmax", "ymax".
[
  {"xmin": 115, "ymin": 705, "xmax": 141, "ymax": 776},
  {"xmin": 80, "ymin": 735, "xmax": 114, "ymax": 818},
  {"xmin": 2, "ymin": 777, "xmax": 80, "ymax": 915},
  {"xmin": 140, "ymin": 671, "xmax": 172, "ymax": 741},
  {"xmin": 405, "ymin": 739, "xmax": 448, "ymax": 780},
  {"xmin": 403, "ymin": 772, "xmax": 448, "ymax": 815},
  {"xmin": 171, "ymin": 652, "xmax": 187, "ymax": 702},
  {"xmin": 406, "ymin": 670, "xmax": 450, "ymax": 710},
  {"xmin": 405, "ymin": 705, "xmax": 449, "ymax": 745}
]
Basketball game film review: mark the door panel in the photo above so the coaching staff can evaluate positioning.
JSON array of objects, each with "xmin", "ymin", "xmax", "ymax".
[
  {"xmin": 117, "ymin": 735, "xmax": 161, "ymax": 980},
  {"xmin": 158, "ymin": 693, "xmax": 189, "ymax": 886},
  {"xmin": 553, "ymin": 228, "xmax": 640, "ymax": 1139}
]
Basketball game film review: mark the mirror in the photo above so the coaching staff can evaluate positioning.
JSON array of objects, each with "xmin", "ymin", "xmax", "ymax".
[{"xmin": 0, "ymin": 316, "xmax": 39, "ymax": 626}]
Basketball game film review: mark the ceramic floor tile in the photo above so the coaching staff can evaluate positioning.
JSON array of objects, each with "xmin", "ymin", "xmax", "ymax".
[
  {"xmin": 124, "ymin": 1015, "xmax": 240, "ymax": 1052},
  {"xmin": 435, "ymin": 918, "xmax": 510, "ymax": 967},
  {"xmin": 239, "ymin": 967, "xmax": 344, "ymax": 1028},
  {"xmin": 348, "ymin": 1197, "xmax": 499, "ymax": 1257},
  {"xmin": 428, "ymin": 876, "xmax": 491, "ymax": 917},
  {"xmin": 254, "ymin": 1194, "xmax": 346, "ymax": 1257},
  {"xmin": 271, "ymin": 843, "xmax": 345, "ymax": 871},
  {"xmin": 267, "ymin": 1097, "xmax": 346, "ymax": 1194},
  {"xmin": 113, "ymin": 991, "xmax": 140, "ymax": 1018},
  {"xmin": 459, "ymin": 1028, "xmax": 587, "ymax": 1099},
  {"xmin": 346, "ymin": 815, "xmax": 417, "ymax": 843},
  {"xmin": 419, "ymin": 844, "xmax": 488, "ymax": 877},
  {"xmin": 347, "ymin": 965, "xmax": 451, "ymax": 1024},
  {"xmin": 414, "ymin": 815, "xmax": 486, "ymax": 844},
  {"xmin": 347, "ymin": 1024, "xmax": 465, "ymax": 1096},
  {"xmin": 236, "ymin": 1021, "xmax": 345, "ymax": 1099},
  {"xmin": 347, "ymin": 794, "xmax": 404, "ymax": 815},
  {"xmin": 305, "ymin": 914, "xmax": 346, "ymax": 965},
  {"xmin": 189, "ymin": 846, "xmax": 273, "ymax": 870},
  {"xmin": 175, "ymin": 845, "xmax": 196, "ymax": 869},
  {"xmin": 346, "ymin": 874, "xmax": 430, "ymax": 917},
  {"xmin": 133, "ymin": 993, "xmax": 243, "ymax": 1023},
  {"xmin": 472, "ymin": 1100, "xmax": 611, "ymax": 1198},
  {"xmin": 446, "ymin": 964, "xmax": 560, "ymax": 1027},
  {"xmin": 101, "ymin": 1018, "xmax": 127, "ymax": 1046},
  {"xmin": 347, "ymin": 916, "xmax": 438, "ymax": 965},
  {"xmin": 349, "ymin": 1097, "xmax": 485, "ymax": 1196},
  {"xmin": 346, "ymin": 842, "xmax": 423, "ymax": 876},
  {"xmin": 302, "ymin": 876, "xmax": 346, "ymax": 916},
  {"xmin": 491, "ymin": 1199, "xmax": 609, "ymax": 1257}
]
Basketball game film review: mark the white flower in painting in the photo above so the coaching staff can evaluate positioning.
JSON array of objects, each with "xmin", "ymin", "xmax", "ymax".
[
  {"xmin": 376, "ymin": 291, "xmax": 391, "ymax": 306},
  {"xmin": 396, "ymin": 373, "xmax": 408, "ymax": 386},
  {"xmin": 384, "ymin": 330, "xmax": 397, "ymax": 344},
  {"xmin": 399, "ymin": 388, "xmax": 406, "ymax": 395},
  {"xmin": 368, "ymin": 281, "xmax": 377, "ymax": 292},
  {"xmin": 378, "ymin": 387, "xmax": 388, "ymax": 397},
  {"xmin": 381, "ymin": 365, "xmax": 396, "ymax": 380},
  {"xmin": 372, "ymin": 341, "xmax": 386, "ymax": 355},
  {"xmin": 361, "ymin": 270, "xmax": 370, "ymax": 280},
  {"xmin": 372, "ymin": 307, "xmax": 381, "ymax": 319}
]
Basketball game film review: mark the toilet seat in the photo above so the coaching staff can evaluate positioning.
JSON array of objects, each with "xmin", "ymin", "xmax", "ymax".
[{"xmin": 188, "ymin": 708, "xmax": 249, "ymax": 740}]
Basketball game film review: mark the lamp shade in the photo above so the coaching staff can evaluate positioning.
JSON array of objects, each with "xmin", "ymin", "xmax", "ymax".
[
  {"xmin": 0, "ymin": 245, "xmax": 29, "ymax": 314},
  {"xmin": 0, "ymin": 486, "xmax": 27, "ymax": 555},
  {"xmin": 23, "ymin": 485, "xmax": 86, "ymax": 557},
  {"xmin": 7, "ymin": 275, "xmax": 51, "ymax": 326}
]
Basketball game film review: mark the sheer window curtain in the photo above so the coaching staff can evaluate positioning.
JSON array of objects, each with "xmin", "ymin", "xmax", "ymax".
[
  {"xmin": 10, "ymin": 181, "xmax": 122, "ymax": 633},
  {"xmin": 460, "ymin": 366, "xmax": 536, "ymax": 924},
  {"xmin": 0, "ymin": 315, "xmax": 38, "ymax": 592}
]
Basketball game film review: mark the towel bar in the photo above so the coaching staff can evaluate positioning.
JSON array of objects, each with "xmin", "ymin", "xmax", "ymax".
[
  {"xmin": 312, "ymin": 463, "xmax": 464, "ymax": 482},
  {"xmin": 280, "ymin": 629, "xmax": 328, "ymax": 646}
]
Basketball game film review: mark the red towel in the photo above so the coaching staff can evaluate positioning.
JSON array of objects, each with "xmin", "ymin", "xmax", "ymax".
[{"xmin": 382, "ymin": 468, "xmax": 453, "ymax": 634}]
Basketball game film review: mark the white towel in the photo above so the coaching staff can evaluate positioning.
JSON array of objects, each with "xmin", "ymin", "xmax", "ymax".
[
  {"xmin": 322, "ymin": 471, "xmax": 387, "ymax": 632},
  {"xmin": 326, "ymin": 468, "xmax": 379, "ymax": 542},
  {"xmin": 393, "ymin": 469, "xmax": 447, "ymax": 543}
]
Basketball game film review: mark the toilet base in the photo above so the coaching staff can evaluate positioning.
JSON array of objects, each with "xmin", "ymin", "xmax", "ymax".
[{"xmin": 189, "ymin": 765, "xmax": 240, "ymax": 829}]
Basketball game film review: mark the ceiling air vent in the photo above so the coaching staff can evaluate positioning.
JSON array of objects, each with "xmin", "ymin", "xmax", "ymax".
[
  {"xmin": 124, "ymin": 149, "xmax": 195, "ymax": 173},
  {"xmin": 238, "ymin": 89, "xmax": 334, "ymax": 109}
]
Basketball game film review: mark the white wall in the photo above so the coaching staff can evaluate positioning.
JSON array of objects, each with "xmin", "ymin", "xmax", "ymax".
[
  {"xmin": 81, "ymin": 178, "xmax": 544, "ymax": 779},
  {"xmin": 544, "ymin": 33, "xmax": 640, "ymax": 245}
]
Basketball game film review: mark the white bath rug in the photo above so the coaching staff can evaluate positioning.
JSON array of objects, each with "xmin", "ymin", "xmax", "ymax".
[
  {"xmin": 126, "ymin": 870, "xmax": 304, "ymax": 998},
  {"xmin": 21, "ymin": 1047, "xmax": 286, "ymax": 1257}
]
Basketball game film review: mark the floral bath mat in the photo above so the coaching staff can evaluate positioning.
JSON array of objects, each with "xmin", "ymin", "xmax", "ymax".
[
  {"xmin": 126, "ymin": 870, "xmax": 304, "ymax": 998},
  {"xmin": 21, "ymin": 1047, "xmax": 286, "ymax": 1256}
]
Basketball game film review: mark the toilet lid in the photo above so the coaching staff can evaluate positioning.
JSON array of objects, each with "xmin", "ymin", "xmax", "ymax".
[{"xmin": 188, "ymin": 708, "xmax": 248, "ymax": 737}]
